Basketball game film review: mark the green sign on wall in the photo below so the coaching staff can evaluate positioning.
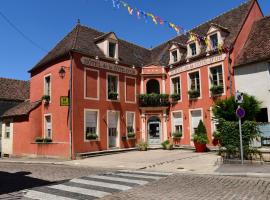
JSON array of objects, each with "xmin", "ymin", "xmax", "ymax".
[{"xmin": 60, "ymin": 96, "xmax": 69, "ymax": 106}]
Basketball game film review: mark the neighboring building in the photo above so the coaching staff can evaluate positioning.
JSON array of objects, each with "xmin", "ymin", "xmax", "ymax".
[
  {"xmin": 0, "ymin": 78, "xmax": 29, "ymax": 156},
  {"xmin": 235, "ymin": 16, "xmax": 270, "ymax": 123},
  {"xmin": 0, "ymin": 0, "xmax": 264, "ymax": 159}
]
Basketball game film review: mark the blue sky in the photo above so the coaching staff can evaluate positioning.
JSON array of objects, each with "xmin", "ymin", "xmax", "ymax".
[{"xmin": 1, "ymin": 0, "xmax": 269, "ymax": 80}]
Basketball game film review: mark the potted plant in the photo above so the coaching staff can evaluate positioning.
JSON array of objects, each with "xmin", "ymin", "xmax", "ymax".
[
  {"xmin": 170, "ymin": 93, "xmax": 180, "ymax": 102},
  {"xmin": 86, "ymin": 132, "xmax": 98, "ymax": 140},
  {"xmin": 127, "ymin": 132, "xmax": 136, "ymax": 139},
  {"xmin": 192, "ymin": 120, "xmax": 209, "ymax": 152},
  {"xmin": 188, "ymin": 90, "xmax": 200, "ymax": 99},
  {"xmin": 136, "ymin": 140, "xmax": 148, "ymax": 151},
  {"xmin": 41, "ymin": 95, "xmax": 50, "ymax": 104},
  {"xmin": 210, "ymin": 85, "xmax": 224, "ymax": 96},
  {"xmin": 161, "ymin": 140, "xmax": 173, "ymax": 150},
  {"xmin": 108, "ymin": 92, "xmax": 118, "ymax": 100},
  {"xmin": 212, "ymin": 131, "xmax": 221, "ymax": 146}
]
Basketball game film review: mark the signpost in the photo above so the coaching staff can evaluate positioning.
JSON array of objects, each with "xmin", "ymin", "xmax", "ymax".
[{"xmin": 236, "ymin": 106, "xmax": 245, "ymax": 165}]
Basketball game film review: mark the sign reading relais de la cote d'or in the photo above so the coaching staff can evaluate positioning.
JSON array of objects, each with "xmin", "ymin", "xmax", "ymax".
[
  {"xmin": 80, "ymin": 56, "xmax": 138, "ymax": 75},
  {"xmin": 169, "ymin": 54, "xmax": 226, "ymax": 76}
]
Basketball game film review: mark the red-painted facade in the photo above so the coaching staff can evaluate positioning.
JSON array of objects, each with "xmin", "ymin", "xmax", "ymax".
[{"xmin": 5, "ymin": 0, "xmax": 263, "ymax": 159}]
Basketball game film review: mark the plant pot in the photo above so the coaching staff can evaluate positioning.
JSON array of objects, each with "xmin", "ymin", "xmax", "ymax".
[
  {"xmin": 194, "ymin": 142, "xmax": 207, "ymax": 152},
  {"xmin": 212, "ymin": 138, "xmax": 219, "ymax": 146}
]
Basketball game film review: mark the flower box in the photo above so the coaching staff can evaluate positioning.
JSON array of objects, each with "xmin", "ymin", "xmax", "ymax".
[
  {"xmin": 108, "ymin": 92, "xmax": 118, "ymax": 100},
  {"xmin": 170, "ymin": 93, "xmax": 180, "ymax": 102},
  {"xmin": 86, "ymin": 133, "xmax": 98, "ymax": 140},
  {"xmin": 210, "ymin": 85, "xmax": 224, "ymax": 96},
  {"xmin": 188, "ymin": 90, "xmax": 200, "ymax": 99}
]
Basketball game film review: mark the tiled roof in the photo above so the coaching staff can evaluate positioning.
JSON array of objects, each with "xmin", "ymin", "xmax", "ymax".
[
  {"xmin": 1, "ymin": 100, "xmax": 41, "ymax": 118},
  {"xmin": 0, "ymin": 78, "xmax": 30, "ymax": 101},
  {"xmin": 29, "ymin": 0, "xmax": 254, "ymax": 72},
  {"xmin": 235, "ymin": 16, "xmax": 270, "ymax": 67}
]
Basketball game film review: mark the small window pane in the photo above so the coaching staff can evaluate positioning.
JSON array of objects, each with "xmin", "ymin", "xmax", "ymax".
[
  {"xmin": 45, "ymin": 76, "xmax": 51, "ymax": 96},
  {"xmin": 85, "ymin": 111, "xmax": 98, "ymax": 136},
  {"xmin": 109, "ymin": 42, "xmax": 116, "ymax": 58},
  {"xmin": 45, "ymin": 116, "xmax": 52, "ymax": 139},
  {"xmin": 172, "ymin": 77, "xmax": 181, "ymax": 95},
  {"xmin": 172, "ymin": 50, "xmax": 178, "ymax": 62},
  {"xmin": 127, "ymin": 113, "xmax": 135, "ymax": 133},
  {"xmin": 190, "ymin": 43, "xmax": 197, "ymax": 56},
  {"xmin": 210, "ymin": 34, "xmax": 218, "ymax": 49}
]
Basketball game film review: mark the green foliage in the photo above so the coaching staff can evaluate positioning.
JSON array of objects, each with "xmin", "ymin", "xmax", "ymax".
[
  {"xmin": 43, "ymin": 138, "xmax": 52, "ymax": 143},
  {"xmin": 35, "ymin": 137, "xmax": 52, "ymax": 143},
  {"xmin": 127, "ymin": 132, "xmax": 135, "ymax": 138},
  {"xmin": 41, "ymin": 95, "xmax": 50, "ymax": 102},
  {"xmin": 213, "ymin": 131, "xmax": 221, "ymax": 140},
  {"xmin": 86, "ymin": 132, "xmax": 98, "ymax": 140},
  {"xmin": 161, "ymin": 140, "xmax": 173, "ymax": 150},
  {"xmin": 139, "ymin": 93, "xmax": 170, "ymax": 107},
  {"xmin": 213, "ymin": 94, "xmax": 261, "ymax": 122},
  {"xmin": 172, "ymin": 131, "xmax": 182, "ymax": 138},
  {"xmin": 192, "ymin": 120, "xmax": 208, "ymax": 144},
  {"xmin": 108, "ymin": 92, "xmax": 118, "ymax": 100},
  {"xmin": 188, "ymin": 90, "xmax": 200, "ymax": 99},
  {"xmin": 35, "ymin": 137, "xmax": 44, "ymax": 143},
  {"xmin": 137, "ymin": 141, "xmax": 148, "ymax": 151},
  {"xmin": 217, "ymin": 119, "xmax": 261, "ymax": 158},
  {"xmin": 170, "ymin": 93, "xmax": 180, "ymax": 101},
  {"xmin": 210, "ymin": 85, "xmax": 224, "ymax": 96}
]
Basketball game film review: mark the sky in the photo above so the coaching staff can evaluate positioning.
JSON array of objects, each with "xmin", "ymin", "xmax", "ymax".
[{"xmin": 0, "ymin": 0, "xmax": 269, "ymax": 80}]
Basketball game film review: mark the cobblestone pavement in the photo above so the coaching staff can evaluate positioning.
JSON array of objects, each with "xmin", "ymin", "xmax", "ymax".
[
  {"xmin": 0, "ymin": 162, "xmax": 112, "ymax": 200},
  {"xmin": 100, "ymin": 174, "xmax": 270, "ymax": 200}
]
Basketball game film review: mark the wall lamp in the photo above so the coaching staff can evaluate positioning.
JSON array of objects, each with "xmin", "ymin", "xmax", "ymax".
[{"xmin": 59, "ymin": 66, "xmax": 70, "ymax": 79}]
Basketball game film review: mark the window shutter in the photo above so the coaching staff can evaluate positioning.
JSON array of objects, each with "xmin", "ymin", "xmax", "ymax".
[{"xmin": 86, "ymin": 111, "xmax": 97, "ymax": 127}]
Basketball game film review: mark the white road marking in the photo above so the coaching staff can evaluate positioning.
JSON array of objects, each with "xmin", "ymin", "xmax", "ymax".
[
  {"xmin": 70, "ymin": 178, "xmax": 132, "ymax": 191},
  {"xmin": 24, "ymin": 190, "xmax": 75, "ymax": 200},
  {"xmin": 115, "ymin": 173, "xmax": 162, "ymax": 180},
  {"xmin": 88, "ymin": 175, "xmax": 148, "ymax": 185},
  {"xmin": 118, "ymin": 170, "xmax": 173, "ymax": 176}
]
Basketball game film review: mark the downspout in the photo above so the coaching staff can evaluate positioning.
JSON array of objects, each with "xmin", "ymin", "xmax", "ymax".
[
  {"xmin": 228, "ymin": 48, "xmax": 233, "ymax": 97},
  {"xmin": 69, "ymin": 52, "xmax": 73, "ymax": 160}
]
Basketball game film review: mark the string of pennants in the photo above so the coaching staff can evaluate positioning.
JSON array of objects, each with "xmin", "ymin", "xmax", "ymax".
[{"xmin": 107, "ymin": 0, "xmax": 232, "ymax": 53}]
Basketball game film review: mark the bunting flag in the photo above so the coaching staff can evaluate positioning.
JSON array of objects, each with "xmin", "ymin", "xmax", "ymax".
[{"xmin": 106, "ymin": 0, "xmax": 228, "ymax": 54}]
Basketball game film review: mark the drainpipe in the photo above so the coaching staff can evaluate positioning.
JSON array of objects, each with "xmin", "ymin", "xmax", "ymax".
[
  {"xmin": 69, "ymin": 52, "xmax": 73, "ymax": 160},
  {"xmin": 228, "ymin": 46, "xmax": 233, "ymax": 97}
]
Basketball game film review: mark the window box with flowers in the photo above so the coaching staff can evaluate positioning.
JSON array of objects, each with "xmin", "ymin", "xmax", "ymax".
[
  {"xmin": 86, "ymin": 132, "xmax": 98, "ymax": 140},
  {"xmin": 210, "ymin": 85, "xmax": 224, "ymax": 96},
  {"xmin": 127, "ymin": 132, "xmax": 136, "ymax": 139},
  {"xmin": 108, "ymin": 92, "xmax": 118, "ymax": 100},
  {"xmin": 35, "ymin": 136, "xmax": 52, "ymax": 144},
  {"xmin": 188, "ymin": 90, "xmax": 200, "ymax": 99},
  {"xmin": 170, "ymin": 93, "xmax": 180, "ymax": 102},
  {"xmin": 172, "ymin": 131, "xmax": 182, "ymax": 139}
]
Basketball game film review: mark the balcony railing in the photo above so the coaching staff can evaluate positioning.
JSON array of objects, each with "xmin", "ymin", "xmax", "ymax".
[{"xmin": 139, "ymin": 94, "xmax": 170, "ymax": 107}]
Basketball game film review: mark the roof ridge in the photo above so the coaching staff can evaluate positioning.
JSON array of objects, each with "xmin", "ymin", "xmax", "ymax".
[
  {"xmin": 151, "ymin": 0, "xmax": 253, "ymax": 51},
  {"xmin": 72, "ymin": 24, "xmax": 81, "ymax": 50},
  {"xmin": 0, "ymin": 77, "xmax": 29, "ymax": 82}
]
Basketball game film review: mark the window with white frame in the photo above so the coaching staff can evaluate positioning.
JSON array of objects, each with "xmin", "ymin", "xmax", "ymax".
[
  {"xmin": 85, "ymin": 110, "xmax": 98, "ymax": 139},
  {"xmin": 210, "ymin": 33, "xmax": 218, "ymax": 50},
  {"xmin": 126, "ymin": 112, "xmax": 135, "ymax": 133},
  {"xmin": 5, "ymin": 122, "xmax": 10, "ymax": 139},
  {"xmin": 189, "ymin": 72, "xmax": 200, "ymax": 91},
  {"xmin": 172, "ymin": 112, "xmax": 183, "ymax": 134},
  {"xmin": 210, "ymin": 66, "xmax": 223, "ymax": 87},
  {"xmin": 171, "ymin": 77, "xmax": 181, "ymax": 95},
  {"xmin": 190, "ymin": 110, "xmax": 202, "ymax": 135},
  {"xmin": 44, "ymin": 75, "xmax": 51, "ymax": 97},
  {"xmin": 107, "ymin": 74, "xmax": 118, "ymax": 100},
  {"xmin": 190, "ymin": 43, "xmax": 197, "ymax": 56},
  {"xmin": 109, "ymin": 42, "xmax": 116, "ymax": 58},
  {"xmin": 44, "ymin": 115, "xmax": 52, "ymax": 139}
]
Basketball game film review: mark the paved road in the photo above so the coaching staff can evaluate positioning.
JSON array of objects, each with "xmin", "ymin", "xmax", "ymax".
[{"xmin": 1, "ymin": 160, "xmax": 270, "ymax": 199}]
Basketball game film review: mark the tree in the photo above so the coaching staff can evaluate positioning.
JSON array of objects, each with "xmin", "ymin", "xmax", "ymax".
[{"xmin": 212, "ymin": 94, "xmax": 261, "ymax": 122}]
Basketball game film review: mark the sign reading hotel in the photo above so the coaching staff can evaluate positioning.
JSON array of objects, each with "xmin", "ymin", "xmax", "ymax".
[
  {"xmin": 169, "ymin": 54, "xmax": 226, "ymax": 76},
  {"xmin": 81, "ymin": 56, "xmax": 138, "ymax": 75}
]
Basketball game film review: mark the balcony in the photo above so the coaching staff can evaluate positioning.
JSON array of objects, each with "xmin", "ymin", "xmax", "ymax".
[{"xmin": 139, "ymin": 94, "xmax": 170, "ymax": 107}]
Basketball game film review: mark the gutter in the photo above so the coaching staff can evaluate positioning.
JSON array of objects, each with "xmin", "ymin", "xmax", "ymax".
[{"xmin": 69, "ymin": 52, "xmax": 73, "ymax": 160}]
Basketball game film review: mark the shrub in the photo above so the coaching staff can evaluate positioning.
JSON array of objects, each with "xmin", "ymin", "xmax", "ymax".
[
  {"xmin": 137, "ymin": 141, "xmax": 148, "ymax": 151},
  {"xmin": 127, "ymin": 132, "xmax": 135, "ymax": 138},
  {"xmin": 192, "ymin": 120, "xmax": 208, "ymax": 144},
  {"xmin": 161, "ymin": 140, "xmax": 173, "ymax": 150},
  {"xmin": 172, "ymin": 131, "xmax": 182, "ymax": 138}
]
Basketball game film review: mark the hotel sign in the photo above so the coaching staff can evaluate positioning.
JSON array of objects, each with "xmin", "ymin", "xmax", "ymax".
[
  {"xmin": 169, "ymin": 54, "xmax": 226, "ymax": 76},
  {"xmin": 81, "ymin": 57, "xmax": 138, "ymax": 75}
]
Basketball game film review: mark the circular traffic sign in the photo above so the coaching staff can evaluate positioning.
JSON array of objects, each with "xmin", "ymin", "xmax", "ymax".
[{"xmin": 236, "ymin": 107, "xmax": 245, "ymax": 119}]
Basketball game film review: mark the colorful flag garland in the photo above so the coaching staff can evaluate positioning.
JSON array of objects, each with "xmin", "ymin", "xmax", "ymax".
[{"xmin": 107, "ymin": 0, "xmax": 231, "ymax": 53}]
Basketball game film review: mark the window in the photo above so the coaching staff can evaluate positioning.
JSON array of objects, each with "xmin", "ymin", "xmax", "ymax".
[
  {"xmin": 189, "ymin": 72, "xmax": 200, "ymax": 91},
  {"xmin": 210, "ymin": 66, "xmax": 223, "ymax": 86},
  {"xmin": 44, "ymin": 75, "xmax": 51, "ymax": 97},
  {"xmin": 109, "ymin": 42, "xmax": 116, "ymax": 58},
  {"xmin": 172, "ymin": 50, "xmax": 178, "ymax": 63},
  {"xmin": 190, "ymin": 43, "xmax": 197, "ymax": 56},
  {"xmin": 44, "ymin": 115, "xmax": 52, "ymax": 139},
  {"xmin": 85, "ymin": 110, "xmax": 98, "ymax": 139},
  {"xmin": 210, "ymin": 33, "xmax": 218, "ymax": 50},
  {"xmin": 171, "ymin": 77, "xmax": 181, "ymax": 95},
  {"xmin": 127, "ymin": 112, "xmax": 135, "ymax": 133},
  {"xmin": 190, "ymin": 110, "xmax": 202, "ymax": 136},
  {"xmin": 172, "ymin": 112, "xmax": 183, "ymax": 134},
  {"xmin": 107, "ymin": 74, "xmax": 118, "ymax": 100},
  {"xmin": 5, "ymin": 122, "xmax": 10, "ymax": 139}
]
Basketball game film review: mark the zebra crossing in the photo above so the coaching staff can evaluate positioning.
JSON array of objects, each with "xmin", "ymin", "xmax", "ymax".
[{"xmin": 24, "ymin": 170, "xmax": 173, "ymax": 200}]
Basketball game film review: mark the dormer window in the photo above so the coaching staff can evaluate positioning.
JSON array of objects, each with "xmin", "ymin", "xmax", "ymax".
[
  {"xmin": 172, "ymin": 50, "xmax": 178, "ymax": 62},
  {"xmin": 109, "ymin": 42, "xmax": 116, "ymax": 58},
  {"xmin": 190, "ymin": 43, "xmax": 197, "ymax": 56},
  {"xmin": 210, "ymin": 33, "xmax": 218, "ymax": 50}
]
